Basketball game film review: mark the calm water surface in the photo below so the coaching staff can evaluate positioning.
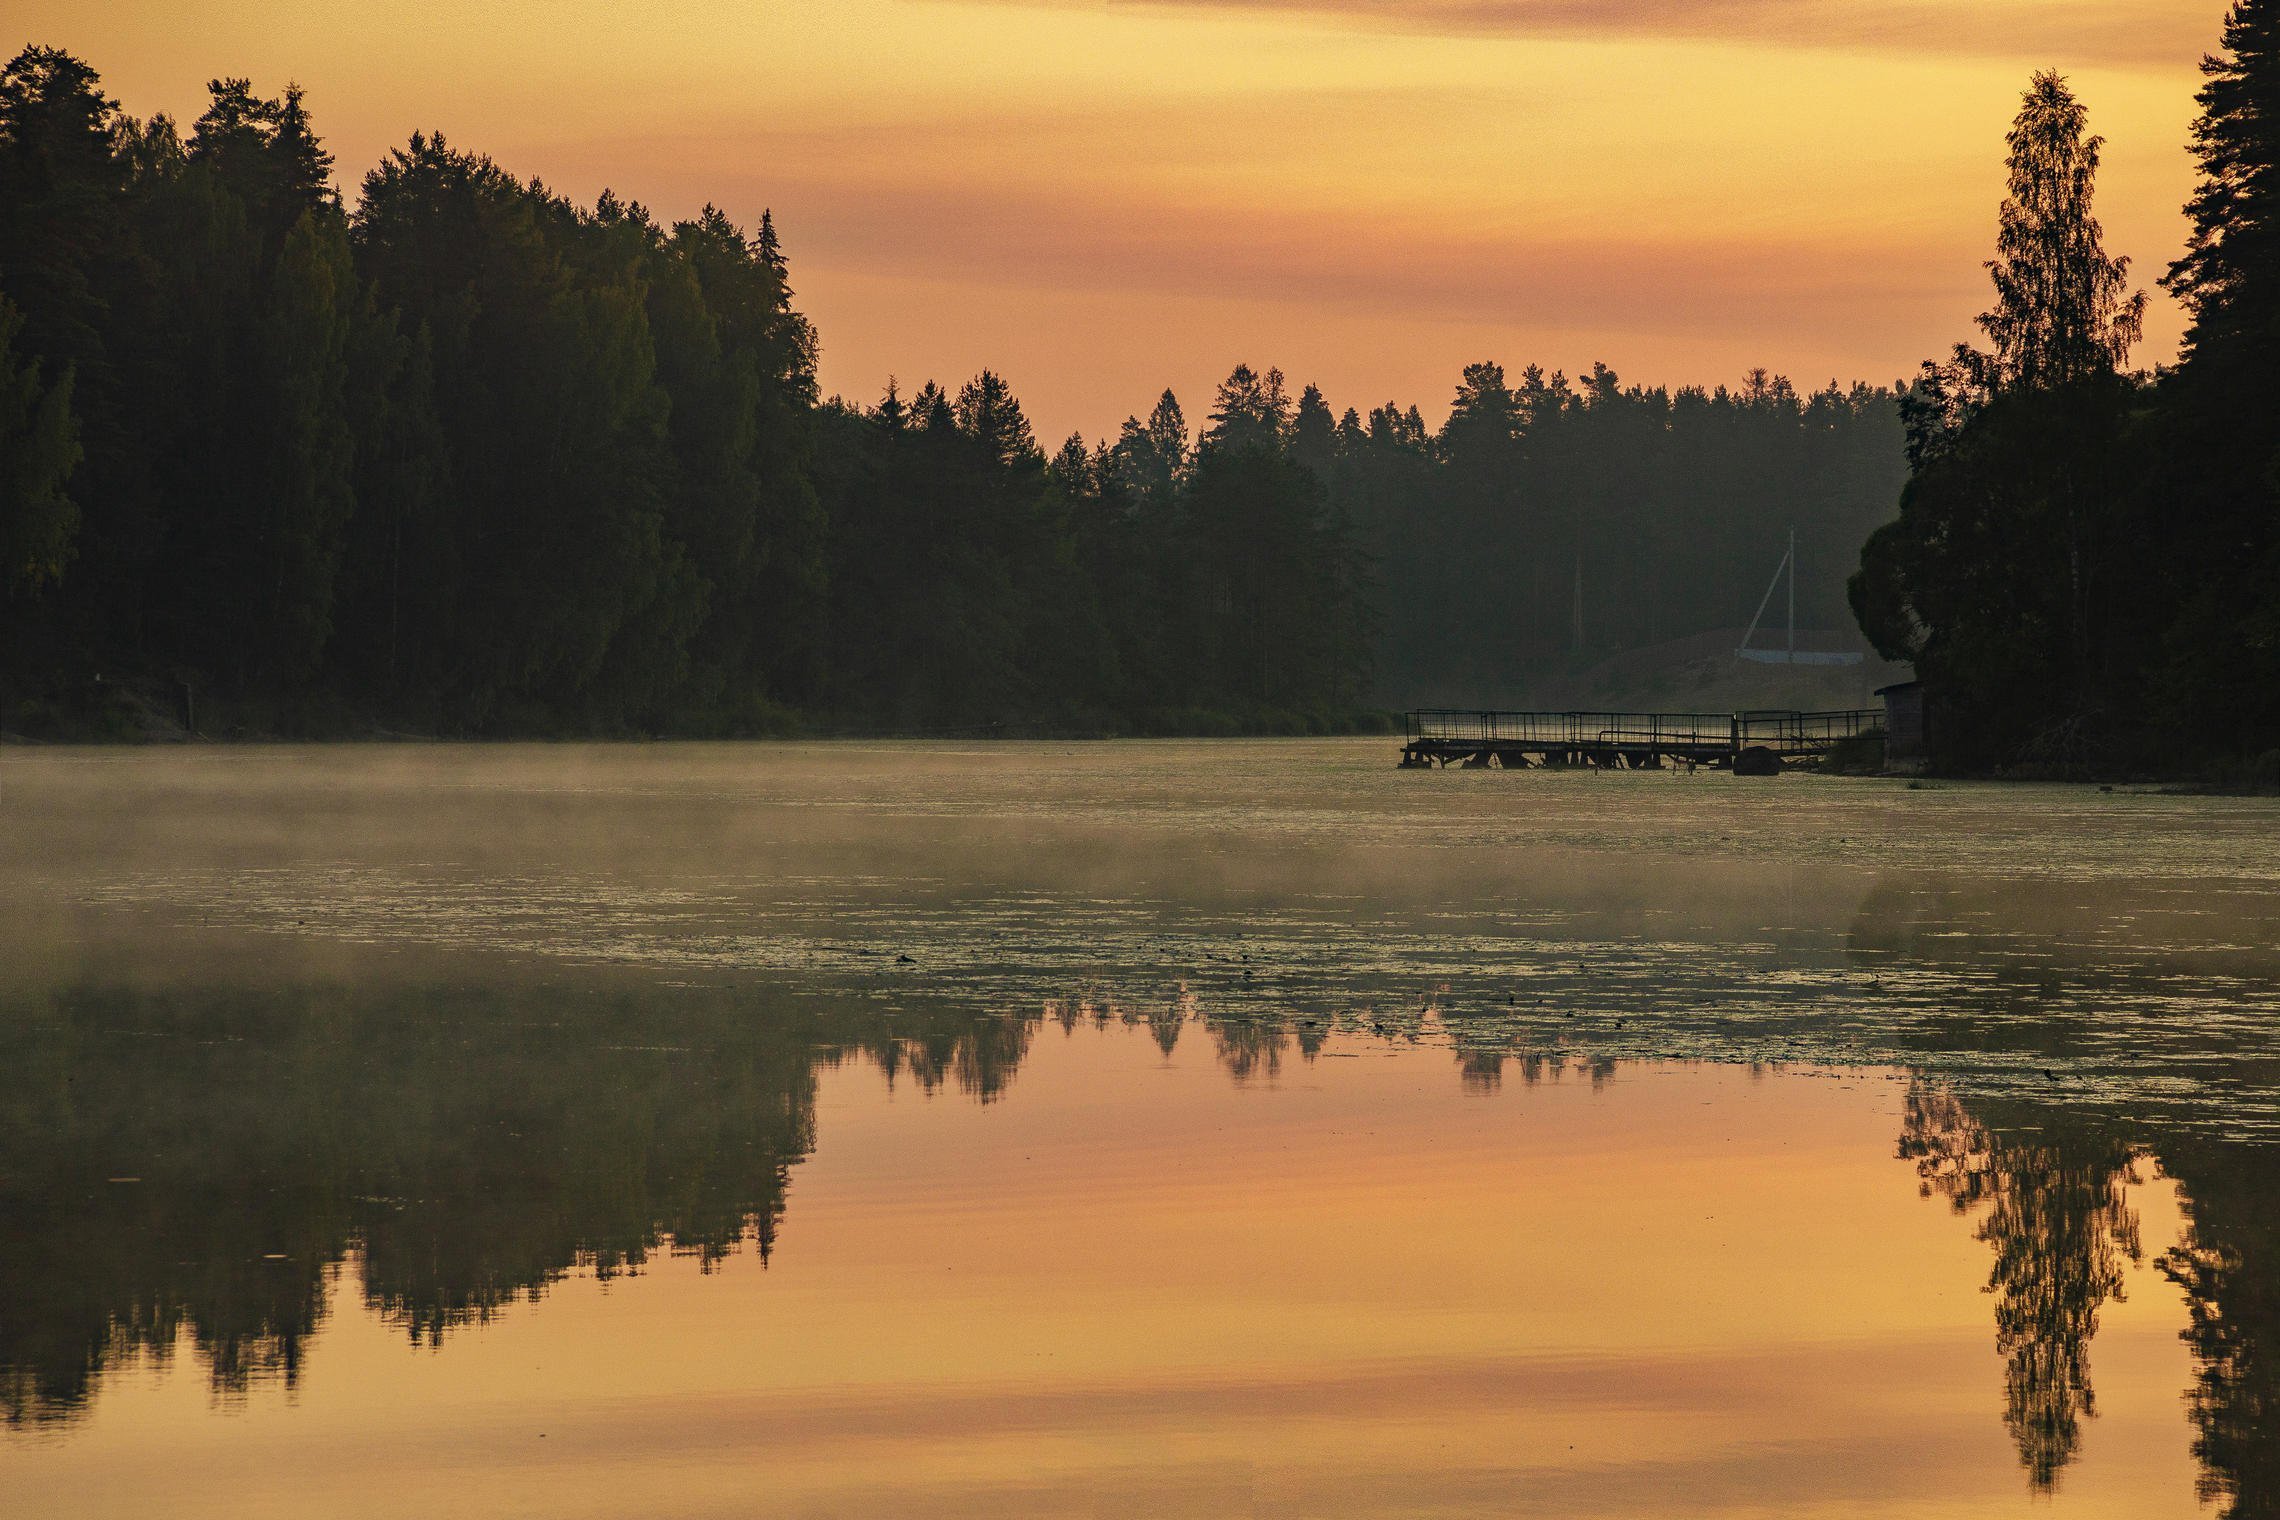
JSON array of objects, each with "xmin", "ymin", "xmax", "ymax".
[{"xmin": 1, "ymin": 740, "xmax": 2274, "ymax": 1517}]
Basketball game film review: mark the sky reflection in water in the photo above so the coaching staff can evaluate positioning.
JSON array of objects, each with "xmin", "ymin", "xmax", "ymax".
[{"xmin": 0, "ymin": 740, "xmax": 2273, "ymax": 1517}]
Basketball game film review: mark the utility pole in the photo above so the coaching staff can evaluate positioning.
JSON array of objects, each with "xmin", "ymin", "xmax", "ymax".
[
  {"xmin": 1787, "ymin": 526, "xmax": 1796, "ymax": 661},
  {"xmin": 1738, "ymin": 531, "xmax": 1797, "ymax": 662},
  {"xmin": 1572, "ymin": 546, "xmax": 1584, "ymax": 656}
]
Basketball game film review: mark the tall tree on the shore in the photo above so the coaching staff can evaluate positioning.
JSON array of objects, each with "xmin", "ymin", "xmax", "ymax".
[
  {"xmin": 1981, "ymin": 72, "xmax": 2147, "ymax": 393},
  {"xmin": 0, "ymin": 48, "xmax": 123, "ymax": 381},
  {"xmin": 2154, "ymin": 0, "xmax": 2280, "ymax": 751},
  {"xmin": 651, "ymin": 203, "xmax": 826, "ymax": 721},
  {"xmin": 1181, "ymin": 363, "xmax": 1368, "ymax": 711},
  {"xmin": 162, "ymin": 76, "xmax": 360, "ymax": 685},
  {"xmin": 0, "ymin": 47, "xmax": 166, "ymax": 663},
  {"xmin": 1851, "ymin": 71, "xmax": 2145, "ymax": 768},
  {"xmin": 1887, "ymin": 72, "xmax": 2147, "ymax": 465},
  {"xmin": 2171, "ymin": 1, "xmax": 2280, "ymax": 389}
]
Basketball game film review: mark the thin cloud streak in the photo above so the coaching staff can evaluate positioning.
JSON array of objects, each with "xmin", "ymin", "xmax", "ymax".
[
  {"xmin": 782, "ymin": 176, "xmax": 1964, "ymax": 332},
  {"xmin": 556, "ymin": 87, "xmax": 2189, "ymax": 435},
  {"xmin": 566, "ymin": 122, "xmax": 1985, "ymax": 339},
  {"xmin": 979, "ymin": 0, "xmax": 2225, "ymax": 69},
  {"xmin": 769, "ymin": 174, "xmax": 1977, "ymax": 429}
]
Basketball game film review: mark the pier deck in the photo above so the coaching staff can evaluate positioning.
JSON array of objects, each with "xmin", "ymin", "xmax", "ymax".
[{"xmin": 1400, "ymin": 708, "xmax": 1882, "ymax": 770}]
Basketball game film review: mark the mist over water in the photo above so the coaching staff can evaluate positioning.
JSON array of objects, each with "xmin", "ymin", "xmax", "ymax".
[
  {"xmin": 14, "ymin": 740, "xmax": 2278, "ymax": 1132},
  {"xmin": 2, "ymin": 740, "xmax": 2275, "ymax": 1516}
]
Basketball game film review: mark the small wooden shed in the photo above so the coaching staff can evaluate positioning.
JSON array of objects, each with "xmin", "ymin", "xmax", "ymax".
[{"xmin": 1877, "ymin": 680, "xmax": 1928, "ymax": 772}]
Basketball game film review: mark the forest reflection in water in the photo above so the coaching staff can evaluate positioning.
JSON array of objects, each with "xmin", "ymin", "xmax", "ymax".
[
  {"xmin": 0, "ymin": 968, "xmax": 2271, "ymax": 1518},
  {"xmin": 3, "ymin": 743, "xmax": 2278, "ymax": 1516}
]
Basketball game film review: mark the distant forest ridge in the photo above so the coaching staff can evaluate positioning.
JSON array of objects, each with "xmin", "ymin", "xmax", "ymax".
[{"xmin": 0, "ymin": 46, "xmax": 1905, "ymax": 737}]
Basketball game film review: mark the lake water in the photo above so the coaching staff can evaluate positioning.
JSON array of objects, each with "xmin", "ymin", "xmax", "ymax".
[{"xmin": 1, "ymin": 740, "xmax": 2274, "ymax": 1518}]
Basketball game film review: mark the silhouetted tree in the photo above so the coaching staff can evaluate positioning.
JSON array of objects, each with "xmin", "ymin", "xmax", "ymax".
[
  {"xmin": 0, "ymin": 297, "xmax": 79, "ymax": 598},
  {"xmin": 1982, "ymin": 73, "xmax": 2147, "ymax": 392},
  {"xmin": 1852, "ymin": 71, "xmax": 2147, "ymax": 769},
  {"xmin": 2170, "ymin": 2, "xmax": 2280, "ymax": 390},
  {"xmin": 2145, "ymin": 0, "xmax": 2280, "ymax": 758}
]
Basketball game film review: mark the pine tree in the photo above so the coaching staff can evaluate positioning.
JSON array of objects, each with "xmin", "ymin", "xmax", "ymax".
[
  {"xmin": 0, "ymin": 48, "xmax": 127, "ymax": 381},
  {"xmin": 1202, "ymin": 363, "xmax": 1290, "ymax": 455},
  {"xmin": 189, "ymin": 77, "xmax": 331, "ymax": 251},
  {"xmin": 1442, "ymin": 362, "xmax": 1520, "ymax": 453}
]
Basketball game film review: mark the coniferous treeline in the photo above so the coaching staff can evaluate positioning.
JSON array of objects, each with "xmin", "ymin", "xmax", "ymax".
[
  {"xmin": 812, "ymin": 364, "xmax": 1376, "ymax": 730},
  {"xmin": 0, "ymin": 46, "xmax": 1906, "ymax": 736},
  {"xmin": 0, "ymin": 47, "xmax": 841, "ymax": 735},
  {"xmin": 1855, "ymin": 5, "xmax": 2280, "ymax": 775},
  {"xmin": 1319, "ymin": 364, "xmax": 1905, "ymax": 700}
]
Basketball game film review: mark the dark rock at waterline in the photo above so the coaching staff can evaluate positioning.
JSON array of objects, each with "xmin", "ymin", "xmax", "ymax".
[{"xmin": 1734, "ymin": 746, "xmax": 1785, "ymax": 777}]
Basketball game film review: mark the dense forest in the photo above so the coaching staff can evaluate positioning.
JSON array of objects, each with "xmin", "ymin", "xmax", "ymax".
[
  {"xmin": 1329, "ymin": 366, "xmax": 1903, "ymax": 700},
  {"xmin": 0, "ymin": 45, "xmax": 1913, "ymax": 737},
  {"xmin": 1855, "ymin": 1, "xmax": 2280, "ymax": 776}
]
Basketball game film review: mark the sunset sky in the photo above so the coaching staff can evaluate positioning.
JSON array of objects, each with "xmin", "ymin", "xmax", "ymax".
[{"xmin": 5, "ymin": 0, "xmax": 2234, "ymax": 441}]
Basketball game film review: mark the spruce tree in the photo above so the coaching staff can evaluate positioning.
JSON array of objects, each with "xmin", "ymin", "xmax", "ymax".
[
  {"xmin": 873, "ymin": 377, "xmax": 906, "ymax": 432},
  {"xmin": 1143, "ymin": 389, "xmax": 1187, "ymax": 469},
  {"xmin": 2154, "ymin": 0, "xmax": 2280, "ymax": 755},
  {"xmin": 1288, "ymin": 382, "xmax": 1337, "ymax": 479},
  {"xmin": 1107, "ymin": 390, "xmax": 1187, "ymax": 517},
  {"xmin": 753, "ymin": 208, "xmax": 785, "ymax": 277},
  {"xmin": 2168, "ymin": 0, "xmax": 2280, "ymax": 384},
  {"xmin": 953, "ymin": 370, "xmax": 1038, "ymax": 468}
]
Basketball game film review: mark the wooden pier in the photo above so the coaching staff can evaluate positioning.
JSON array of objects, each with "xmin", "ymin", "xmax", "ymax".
[{"xmin": 1400, "ymin": 708, "xmax": 1883, "ymax": 771}]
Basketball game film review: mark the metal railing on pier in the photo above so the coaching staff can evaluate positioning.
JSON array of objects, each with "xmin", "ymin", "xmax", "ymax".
[
  {"xmin": 1404, "ymin": 710, "xmax": 1734, "ymax": 747},
  {"xmin": 1403, "ymin": 707, "xmax": 1883, "ymax": 758}
]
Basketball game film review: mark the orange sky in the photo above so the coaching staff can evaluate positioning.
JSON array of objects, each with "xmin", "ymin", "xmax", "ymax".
[{"xmin": 4, "ymin": 0, "xmax": 2233, "ymax": 441}]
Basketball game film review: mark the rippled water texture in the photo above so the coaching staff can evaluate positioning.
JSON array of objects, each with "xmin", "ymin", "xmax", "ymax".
[{"xmin": 1, "ymin": 740, "xmax": 2275, "ymax": 1517}]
